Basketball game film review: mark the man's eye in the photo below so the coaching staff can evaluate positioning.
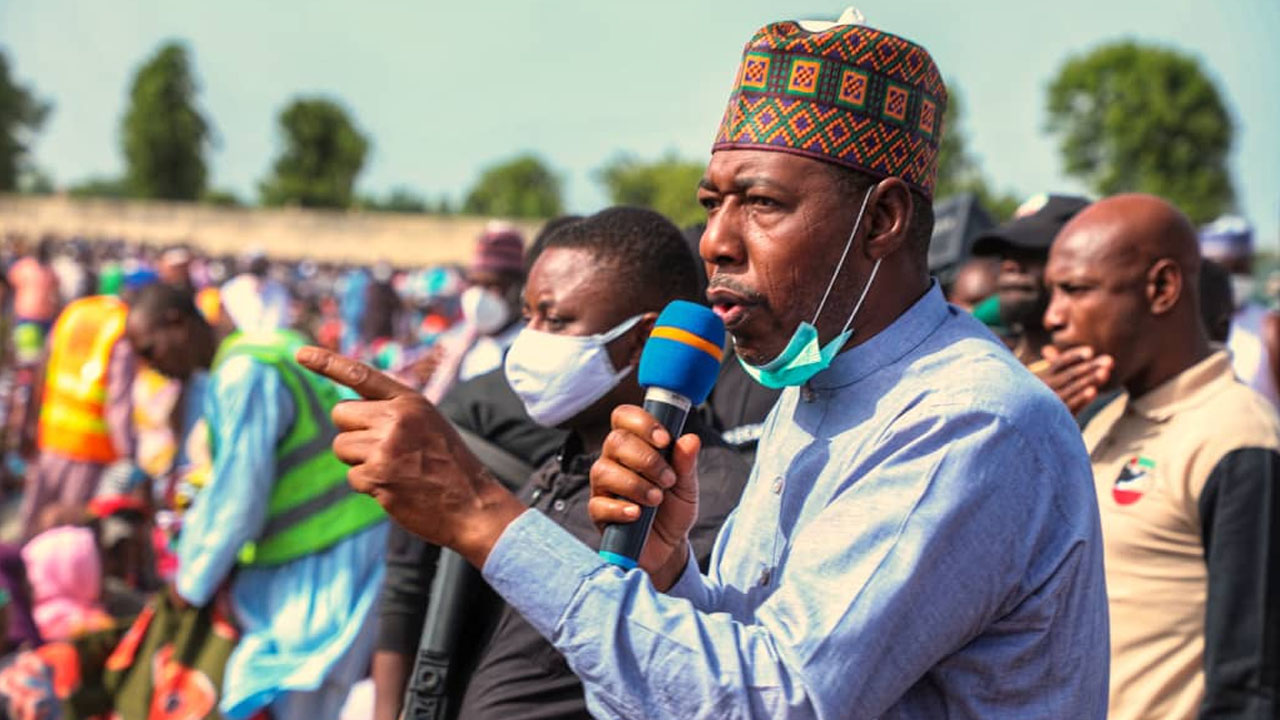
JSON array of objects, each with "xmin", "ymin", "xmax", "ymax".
[
  {"xmin": 699, "ymin": 196, "xmax": 720, "ymax": 211},
  {"xmin": 747, "ymin": 195, "xmax": 778, "ymax": 208}
]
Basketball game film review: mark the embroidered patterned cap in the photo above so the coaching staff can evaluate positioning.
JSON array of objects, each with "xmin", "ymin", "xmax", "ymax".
[{"xmin": 713, "ymin": 8, "xmax": 948, "ymax": 197}]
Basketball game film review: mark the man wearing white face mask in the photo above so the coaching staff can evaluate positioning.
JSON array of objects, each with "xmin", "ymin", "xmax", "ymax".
[
  {"xmin": 440, "ymin": 207, "xmax": 751, "ymax": 719},
  {"xmin": 424, "ymin": 223, "xmax": 528, "ymax": 403}
]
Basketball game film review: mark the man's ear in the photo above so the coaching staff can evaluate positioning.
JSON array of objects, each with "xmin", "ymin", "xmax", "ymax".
[
  {"xmin": 864, "ymin": 177, "xmax": 912, "ymax": 261},
  {"xmin": 1147, "ymin": 258, "xmax": 1183, "ymax": 315},
  {"xmin": 625, "ymin": 313, "xmax": 659, "ymax": 367}
]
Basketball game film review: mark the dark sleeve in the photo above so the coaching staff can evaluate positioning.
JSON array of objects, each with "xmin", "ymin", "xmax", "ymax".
[
  {"xmin": 376, "ymin": 523, "xmax": 441, "ymax": 655},
  {"xmin": 1197, "ymin": 447, "xmax": 1280, "ymax": 719},
  {"xmin": 375, "ymin": 371, "xmax": 558, "ymax": 656},
  {"xmin": 438, "ymin": 369, "xmax": 565, "ymax": 468}
]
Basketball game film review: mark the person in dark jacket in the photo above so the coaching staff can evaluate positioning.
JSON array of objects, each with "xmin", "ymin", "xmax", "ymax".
[{"xmin": 374, "ymin": 208, "xmax": 750, "ymax": 720}]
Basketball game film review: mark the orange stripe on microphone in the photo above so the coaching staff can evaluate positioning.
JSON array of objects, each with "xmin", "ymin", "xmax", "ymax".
[{"xmin": 650, "ymin": 326, "xmax": 723, "ymax": 361}]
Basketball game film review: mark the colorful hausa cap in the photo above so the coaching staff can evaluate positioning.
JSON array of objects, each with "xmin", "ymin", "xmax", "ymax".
[{"xmin": 713, "ymin": 8, "xmax": 948, "ymax": 197}]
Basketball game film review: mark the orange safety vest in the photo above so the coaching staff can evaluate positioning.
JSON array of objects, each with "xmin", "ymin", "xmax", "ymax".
[
  {"xmin": 38, "ymin": 296, "xmax": 129, "ymax": 463},
  {"xmin": 195, "ymin": 286, "xmax": 221, "ymax": 326}
]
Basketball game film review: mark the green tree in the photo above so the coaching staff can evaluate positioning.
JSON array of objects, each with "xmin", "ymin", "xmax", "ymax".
[
  {"xmin": 201, "ymin": 188, "xmax": 243, "ymax": 207},
  {"xmin": 934, "ymin": 83, "xmax": 1020, "ymax": 221},
  {"xmin": 462, "ymin": 154, "xmax": 562, "ymax": 219},
  {"xmin": 68, "ymin": 176, "xmax": 131, "ymax": 199},
  {"xmin": 359, "ymin": 186, "xmax": 429, "ymax": 213},
  {"xmin": 121, "ymin": 42, "xmax": 210, "ymax": 200},
  {"xmin": 971, "ymin": 183, "xmax": 1020, "ymax": 223},
  {"xmin": 259, "ymin": 98, "xmax": 369, "ymax": 209},
  {"xmin": 596, "ymin": 152, "xmax": 706, "ymax": 228},
  {"xmin": 380, "ymin": 187, "xmax": 428, "ymax": 213},
  {"xmin": 1046, "ymin": 40, "xmax": 1234, "ymax": 223},
  {"xmin": 0, "ymin": 50, "xmax": 52, "ymax": 192},
  {"xmin": 18, "ymin": 168, "xmax": 55, "ymax": 195}
]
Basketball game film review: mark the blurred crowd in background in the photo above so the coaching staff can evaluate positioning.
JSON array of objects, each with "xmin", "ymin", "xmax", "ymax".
[{"xmin": 0, "ymin": 194, "xmax": 1272, "ymax": 720}]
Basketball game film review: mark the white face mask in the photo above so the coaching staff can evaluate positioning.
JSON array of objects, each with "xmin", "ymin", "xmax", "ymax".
[
  {"xmin": 504, "ymin": 315, "xmax": 643, "ymax": 427},
  {"xmin": 460, "ymin": 285, "xmax": 511, "ymax": 335}
]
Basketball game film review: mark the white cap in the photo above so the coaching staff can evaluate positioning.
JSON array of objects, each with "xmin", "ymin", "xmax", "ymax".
[{"xmin": 797, "ymin": 7, "xmax": 866, "ymax": 32}]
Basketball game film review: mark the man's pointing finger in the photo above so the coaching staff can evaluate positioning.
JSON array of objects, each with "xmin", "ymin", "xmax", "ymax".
[{"xmin": 295, "ymin": 346, "xmax": 415, "ymax": 401}]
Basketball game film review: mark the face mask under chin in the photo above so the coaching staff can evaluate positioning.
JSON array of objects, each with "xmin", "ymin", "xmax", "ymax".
[{"xmin": 739, "ymin": 183, "xmax": 881, "ymax": 389}]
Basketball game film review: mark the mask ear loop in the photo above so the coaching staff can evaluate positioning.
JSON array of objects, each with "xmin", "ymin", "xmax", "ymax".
[
  {"xmin": 599, "ymin": 313, "xmax": 646, "ymax": 344},
  {"xmin": 810, "ymin": 184, "xmax": 877, "ymax": 325},
  {"xmin": 841, "ymin": 258, "xmax": 882, "ymax": 335}
]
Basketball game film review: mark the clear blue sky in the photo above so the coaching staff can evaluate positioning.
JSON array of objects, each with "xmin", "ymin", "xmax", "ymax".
[{"xmin": 2, "ymin": 0, "xmax": 1277, "ymax": 245}]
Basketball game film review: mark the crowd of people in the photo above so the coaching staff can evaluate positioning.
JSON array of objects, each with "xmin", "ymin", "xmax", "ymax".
[
  {"xmin": 0, "ymin": 7, "xmax": 1273, "ymax": 720},
  {"xmin": 0, "ymin": 215, "xmax": 776, "ymax": 719}
]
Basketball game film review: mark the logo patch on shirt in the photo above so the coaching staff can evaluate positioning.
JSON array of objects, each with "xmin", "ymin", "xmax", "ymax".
[{"xmin": 1113, "ymin": 456, "xmax": 1155, "ymax": 505}]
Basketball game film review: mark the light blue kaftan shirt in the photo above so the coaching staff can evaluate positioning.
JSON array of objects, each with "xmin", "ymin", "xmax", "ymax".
[
  {"xmin": 176, "ymin": 353, "xmax": 387, "ymax": 720},
  {"xmin": 483, "ymin": 283, "xmax": 1110, "ymax": 719}
]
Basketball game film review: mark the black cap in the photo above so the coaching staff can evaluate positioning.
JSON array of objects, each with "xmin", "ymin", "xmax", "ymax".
[{"xmin": 971, "ymin": 194, "xmax": 1091, "ymax": 258}]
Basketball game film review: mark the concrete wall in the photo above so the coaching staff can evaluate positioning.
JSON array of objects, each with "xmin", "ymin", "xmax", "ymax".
[{"xmin": 0, "ymin": 194, "xmax": 543, "ymax": 266}]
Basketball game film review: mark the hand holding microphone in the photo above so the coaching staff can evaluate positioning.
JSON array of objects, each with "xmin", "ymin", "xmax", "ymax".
[{"xmin": 589, "ymin": 301, "xmax": 724, "ymax": 589}]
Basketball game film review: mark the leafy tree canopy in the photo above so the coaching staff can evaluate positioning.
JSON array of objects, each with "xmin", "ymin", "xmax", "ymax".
[
  {"xmin": 1046, "ymin": 40, "xmax": 1235, "ymax": 223},
  {"xmin": 0, "ymin": 49, "xmax": 52, "ymax": 193},
  {"xmin": 462, "ymin": 153, "xmax": 563, "ymax": 219},
  {"xmin": 259, "ymin": 97, "xmax": 370, "ymax": 209},
  {"xmin": 596, "ymin": 152, "xmax": 707, "ymax": 229},
  {"xmin": 122, "ymin": 41, "xmax": 210, "ymax": 200}
]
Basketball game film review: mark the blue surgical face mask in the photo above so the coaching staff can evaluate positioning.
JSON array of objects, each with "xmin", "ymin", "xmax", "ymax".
[{"xmin": 739, "ymin": 184, "xmax": 882, "ymax": 390}]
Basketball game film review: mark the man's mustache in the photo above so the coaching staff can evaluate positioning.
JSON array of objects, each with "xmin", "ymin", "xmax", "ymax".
[{"xmin": 706, "ymin": 276, "xmax": 768, "ymax": 306}]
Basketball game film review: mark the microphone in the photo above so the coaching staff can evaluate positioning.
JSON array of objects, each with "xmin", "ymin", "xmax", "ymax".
[{"xmin": 599, "ymin": 300, "xmax": 725, "ymax": 569}]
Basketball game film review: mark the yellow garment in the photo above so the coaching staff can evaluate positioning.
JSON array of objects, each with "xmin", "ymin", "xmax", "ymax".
[
  {"xmin": 132, "ymin": 366, "xmax": 182, "ymax": 479},
  {"xmin": 175, "ymin": 418, "xmax": 213, "ymax": 511},
  {"xmin": 196, "ymin": 287, "xmax": 222, "ymax": 326},
  {"xmin": 38, "ymin": 296, "xmax": 128, "ymax": 463}
]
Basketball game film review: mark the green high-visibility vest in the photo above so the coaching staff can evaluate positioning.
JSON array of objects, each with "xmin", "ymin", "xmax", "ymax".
[{"xmin": 212, "ymin": 330, "xmax": 385, "ymax": 567}]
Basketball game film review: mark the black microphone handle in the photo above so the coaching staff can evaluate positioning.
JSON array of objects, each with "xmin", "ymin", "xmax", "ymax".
[{"xmin": 599, "ymin": 388, "xmax": 693, "ymax": 567}]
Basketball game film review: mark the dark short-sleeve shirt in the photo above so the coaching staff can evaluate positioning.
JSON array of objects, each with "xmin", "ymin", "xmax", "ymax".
[{"xmin": 376, "ymin": 369, "xmax": 565, "ymax": 655}]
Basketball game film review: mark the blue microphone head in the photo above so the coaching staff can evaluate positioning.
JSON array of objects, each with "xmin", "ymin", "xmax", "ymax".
[{"xmin": 638, "ymin": 300, "xmax": 725, "ymax": 404}]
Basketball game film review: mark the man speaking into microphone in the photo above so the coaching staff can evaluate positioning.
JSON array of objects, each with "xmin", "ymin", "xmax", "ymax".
[{"xmin": 298, "ymin": 10, "xmax": 1109, "ymax": 718}]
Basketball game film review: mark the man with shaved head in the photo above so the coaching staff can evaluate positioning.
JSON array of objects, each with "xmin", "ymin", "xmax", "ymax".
[{"xmin": 1043, "ymin": 193, "xmax": 1280, "ymax": 719}]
